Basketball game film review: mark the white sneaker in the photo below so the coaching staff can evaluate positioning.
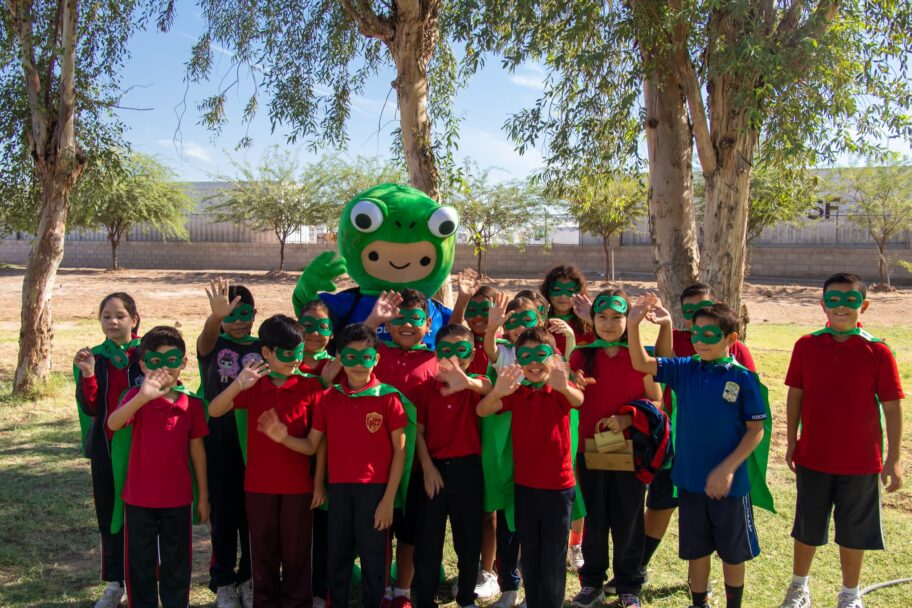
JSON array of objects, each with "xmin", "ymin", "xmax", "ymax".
[
  {"xmin": 238, "ymin": 579, "xmax": 254, "ymax": 608},
  {"xmin": 474, "ymin": 568, "xmax": 500, "ymax": 600},
  {"xmin": 94, "ymin": 582, "xmax": 125, "ymax": 608},
  {"xmin": 837, "ymin": 592, "xmax": 864, "ymax": 608},
  {"xmin": 313, "ymin": 597, "xmax": 327, "ymax": 608},
  {"xmin": 492, "ymin": 589, "xmax": 520, "ymax": 608},
  {"xmin": 216, "ymin": 584, "xmax": 241, "ymax": 608},
  {"xmin": 779, "ymin": 583, "xmax": 810, "ymax": 608},
  {"xmin": 567, "ymin": 544, "xmax": 584, "ymax": 573}
]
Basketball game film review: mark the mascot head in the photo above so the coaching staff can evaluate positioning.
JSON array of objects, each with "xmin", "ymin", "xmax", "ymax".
[{"xmin": 337, "ymin": 184, "xmax": 459, "ymax": 296}]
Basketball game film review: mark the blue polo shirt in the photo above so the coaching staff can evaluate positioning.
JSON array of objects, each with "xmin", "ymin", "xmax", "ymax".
[{"xmin": 655, "ymin": 357, "xmax": 766, "ymax": 497}]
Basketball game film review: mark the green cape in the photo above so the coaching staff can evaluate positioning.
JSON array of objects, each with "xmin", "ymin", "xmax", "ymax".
[{"xmin": 74, "ymin": 338, "xmax": 141, "ymax": 450}]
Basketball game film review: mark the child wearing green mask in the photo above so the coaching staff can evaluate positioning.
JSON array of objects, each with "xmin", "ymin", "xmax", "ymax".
[
  {"xmin": 258, "ymin": 323, "xmax": 408, "ymax": 608},
  {"xmin": 540, "ymin": 265, "xmax": 595, "ymax": 357},
  {"xmin": 628, "ymin": 296, "xmax": 770, "ymax": 608},
  {"xmin": 477, "ymin": 326, "xmax": 584, "ymax": 608},
  {"xmin": 108, "ymin": 326, "xmax": 210, "ymax": 608},
  {"xmin": 208, "ymin": 314, "xmax": 324, "ymax": 608},
  {"xmin": 196, "ymin": 277, "xmax": 259, "ymax": 608},
  {"xmin": 778, "ymin": 273, "xmax": 904, "ymax": 608}
]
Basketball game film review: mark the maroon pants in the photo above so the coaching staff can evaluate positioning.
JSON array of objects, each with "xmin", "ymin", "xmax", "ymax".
[{"xmin": 245, "ymin": 492, "xmax": 313, "ymax": 608}]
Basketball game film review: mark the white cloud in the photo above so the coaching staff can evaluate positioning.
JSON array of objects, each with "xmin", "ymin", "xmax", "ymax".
[
  {"xmin": 457, "ymin": 126, "xmax": 544, "ymax": 179},
  {"xmin": 156, "ymin": 138, "xmax": 214, "ymax": 163},
  {"xmin": 509, "ymin": 74, "xmax": 545, "ymax": 90}
]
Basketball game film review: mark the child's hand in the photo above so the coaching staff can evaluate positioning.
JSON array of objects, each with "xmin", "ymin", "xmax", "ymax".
[
  {"xmin": 705, "ymin": 465, "xmax": 734, "ymax": 499},
  {"xmin": 257, "ymin": 409, "xmax": 289, "ymax": 444},
  {"xmin": 374, "ymin": 497, "xmax": 394, "ymax": 530},
  {"xmin": 548, "ymin": 358, "xmax": 572, "ymax": 392},
  {"xmin": 196, "ymin": 498, "xmax": 211, "ymax": 524},
  {"xmin": 311, "ymin": 481, "xmax": 327, "ymax": 509},
  {"xmin": 785, "ymin": 441, "xmax": 797, "ymax": 473},
  {"xmin": 548, "ymin": 317, "xmax": 574, "ymax": 338},
  {"xmin": 573, "ymin": 369, "xmax": 596, "ymax": 389},
  {"xmin": 488, "ymin": 292, "xmax": 510, "ymax": 329},
  {"xmin": 321, "ymin": 357, "xmax": 342, "ymax": 386},
  {"xmin": 205, "ymin": 277, "xmax": 241, "ymax": 320},
  {"xmin": 628, "ymin": 294, "xmax": 657, "ymax": 325},
  {"xmin": 494, "ymin": 364, "xmax": 524, "ymax": 397},
  {"xmin": 423, "ymin": 464, "xmax": 445, "ymax": 499},
  {"xmin": 603, "ymin": 414, "xmax": 632, "ymax": 433},
  {"xmin": 645, "ymin": 301, "xmax": 672, "ymax": 326},
  {"xmin": 437, "ymin": 357, "xmax": 470, "ymax": 396},
  {"xmin": 572, "ymin": 293, "xmax": 592, "ymax": 321},
  {"xmin": 367, "ymin": 290, "xmax": 403, "ymax": 327},
  {"xmin": 456, "ymin": 268, "xmax": 480, "ymax": 298},
  {"xmin": 236, "ymin": 360, "xmax": 269, "ymax": 390},
  {"xmin": 74, "ymin": 347, "xmax": 96, "ymax": 377},
  {"xmin": 882, "ymin": 458, "xmax": 903, "ymax": 493},
  {"xmin": 139, "ymin": 369, "xmax": 171, "ymax": 399}
]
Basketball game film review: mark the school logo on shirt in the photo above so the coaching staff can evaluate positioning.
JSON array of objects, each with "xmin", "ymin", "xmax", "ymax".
[
  {"xmin": 722, "ymin": 381, "xmax": 740, "ymax": 403},
  {"xmin": 366, "ymin": 412, "xmax": 383, "ymax": 433}
]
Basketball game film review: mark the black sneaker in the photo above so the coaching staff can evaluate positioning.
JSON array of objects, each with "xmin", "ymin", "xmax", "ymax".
[
  {"xmin": 570, "ymin": 586, "xmax": 605, "ymax": 608},
  {"xmin": 603, "ymin": 579, "xmax": 617, "ymax": 596}
]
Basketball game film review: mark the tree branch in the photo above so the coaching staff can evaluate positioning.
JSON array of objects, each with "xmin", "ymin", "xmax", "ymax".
[
  {"xmin": 7, "ymin": 0, "xmax": 50, "ymax": 157},
  {"xmin": 339, "ymin": 0, "xmax": 393, "ymax": 42},
  {"xmin": 55, "ymin": 0, "xmax": 79, "ymax": 158},
  {"xmin": 778, "ymin": 0, "xmax": 839, "ymax": 42}
]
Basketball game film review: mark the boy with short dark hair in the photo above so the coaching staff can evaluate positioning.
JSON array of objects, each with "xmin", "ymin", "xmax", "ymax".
[
  {"xmin": 197, "ymin": 277, "xmax": 259, "ymax": 608},
  {"xmin": 258, "ymin": 323, "xmax": 409, "ymax": 608},
  {"xmin": 108, "ymin": 326, "xmax": 210, "ymax": 608},
  {"xmin": 778, "ymin": 273, "xmax": 904, "ymax": 608},
  {"xmin": 208, "ymin": 314, "xmax": 322, "ymax": 608},
  {"xmin": 413, "ymin": 324, "xmax": 493, "ymax": 608},
  {"xmin": 628, "ymin": 297, "xmax": 770, "ymax": 608}
]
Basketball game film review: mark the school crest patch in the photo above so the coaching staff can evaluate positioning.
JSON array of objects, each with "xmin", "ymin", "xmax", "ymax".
[
  {"xmin": 366, "ymin": 412, "xmax": 383, "ymax": 433},
  {"xmin": 722, "ymin": 381, "xmax": 740, "ymax": 403}
]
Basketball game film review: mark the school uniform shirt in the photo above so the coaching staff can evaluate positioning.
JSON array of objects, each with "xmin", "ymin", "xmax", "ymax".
[
  {"xmin": 312, "ymin": 376, "xmax": 408, "ymax": 485},
  {"xmin": 117, "ymin": 387, "xmax": 209, "ymax": 508},
  {"xmin": 80, "ymin": 358, "xmax": 139, "ymax": 445},
  {"xmin": 785, "ymin": 333, "xmax": 904, "ymax": 475},
  {"xmin": 568, "ymin": 347, "xmax": 651, "ymax": 449},
  {"xmin": 233, "ymin": 374, "xmax": 321, "ymax": 494},
  {"xmin": 300, "ymin": 358, "xmax": 329, "ymax": 376},
  {"xmin": 498, "ymin": 385, "xmax": 575, "ymax": 490},
  {"xmin": 655, "ymin": 357, "xmax": 766, "ymax": 497},
  {"xmin": 417, "ymin": 380, "xmax": 483, "ymax": 459},
  {"xmin": 373, "ymin": 343, "xmax": 438, "ymax": 406},
  {"xmin": 553, "ymin": 318, "xmax": 596, "ymax": 357},
  {"xmin": 198, "ymin": 335, "xmax": 263, "ymax": 402},
  {"xmin": 467, "ymin": 335, "xmax": 490, "ymax": 377}
]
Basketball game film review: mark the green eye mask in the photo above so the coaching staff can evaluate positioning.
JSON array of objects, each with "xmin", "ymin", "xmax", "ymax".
[
  {"xmin": 465, "ymin": 301, "xmax": 491, "ymax": 318},
  {"xmin": 504, "ymin": 310, "xmax": 539, "ymax": 330},
  {"xmin": 691, "ymin": 325, "xmax": 725, "ymax": 345},
  {"xmin": 144, "ymin": 349, "xmax": 184, "ymax": 370},
  {"xmin": 436, "ymin": 340, "xmax": 474, "ymax": 360},
  {"xmin": 823, "ymin": 290, "xmax": 864, "ymax": 310},
  {"xmin": 592, "ymin": 295, "xmax": 628, "ymax": 315},
  {"xmin": 223, "ymin": 303, "xmax": 254, "ymax": 324},
  {"xmin": 300, "ymin": 315, "xmax": 333, "ymax": 336},
  {"xmin": 516, "ymin": 344, "xmax": 555, "ymax": 365},
  {"xmin": 390, "ymin": 308, "xmax": 428, "ymax": 326},
  {"xmin": 682, "ymin": 300, "xmax": 714, "ymax": 320},
  {"xmin": 339, "ymin": 347, "xmax": 380, "ymax": 368},
  {"xmin": 275, "ymin": 343, "xmax": 306, "ymax": 363},
  {"xmin": 549, "ymin": 281, "xmax": 579, "ymax": 298}
]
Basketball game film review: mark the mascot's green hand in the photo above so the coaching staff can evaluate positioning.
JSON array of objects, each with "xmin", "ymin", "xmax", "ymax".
[{"xmin": 293, "ymin": 251, "xmax": 347, "ymax": 318}]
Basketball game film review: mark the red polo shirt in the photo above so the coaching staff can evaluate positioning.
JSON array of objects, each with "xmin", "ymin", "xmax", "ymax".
[
  {"xmin": 81, "ymin": 359, "xmax": 133, "ymax": 441},
  {"xmin": 373, "ymin": 343, "xmax": 438, "ymax": 406},
  {"xmin": 418, "ymin": 380, "xmax": 483, "ymax": 459},
  {"xmin": 498, "ymin": 385, "xmax": 575, "ymax": 490},
  {"xmin": 786, "ymin": 332, "xmax": 904, "ymax": 474},
  {"xmin": 233, "ymin": 374, "xmax": 321, "ymax": 494},
  {"xmin": 312, "ymin": 377, "xmax": 408, "ymax": 484},
  {"xmin": 467, "ymin": 336, "xmax": 490, "ymax": 377},
  {"xmin": 569, "ymin": 347, "xmax": 652, "ymax": 449},
  {"xmin": 118, "ymin": 387, "xmax": 208, "ymax": 508}
]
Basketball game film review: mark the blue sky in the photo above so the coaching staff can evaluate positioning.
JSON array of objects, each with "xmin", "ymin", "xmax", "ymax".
[{"xmin": 116, "ymin": 4, "xmax": 910, "ymax": 183}]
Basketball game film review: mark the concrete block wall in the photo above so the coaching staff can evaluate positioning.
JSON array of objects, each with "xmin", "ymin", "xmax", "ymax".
[{"xmin": 2, "ymin": 238, "xmax": 911, "ymax": 283}]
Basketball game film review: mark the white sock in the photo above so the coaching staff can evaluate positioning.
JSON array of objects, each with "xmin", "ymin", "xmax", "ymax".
[
  {"xmin": 384, "ymin": 587, "xmax": 394, "ymax": 600},
  {"xmin": 841, "ymin": 586, "xmax": 860, "ymax": 598},
  {"xmin": 394, "ymin": 587, "xmax": 411, "ymax": 599},
  {"xmin": 792, "ymin": 575, "xmax": 809, "ymax": 588}
]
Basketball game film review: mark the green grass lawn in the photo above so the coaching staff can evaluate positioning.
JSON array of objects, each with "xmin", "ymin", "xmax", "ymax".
[{"xmin": 1, "ymin": 321, "xmax": 911, "ymax": 607}]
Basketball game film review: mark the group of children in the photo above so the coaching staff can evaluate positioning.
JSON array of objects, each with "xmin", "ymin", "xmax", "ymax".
[{"xmin": 74, "ymin": 268, "xmax": 903, "ymax": 608}]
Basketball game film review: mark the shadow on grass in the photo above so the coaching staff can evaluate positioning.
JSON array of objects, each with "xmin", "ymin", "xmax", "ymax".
[{"xmin": 641, "ymin": 582, "xmax": 690, "ymax": 602}]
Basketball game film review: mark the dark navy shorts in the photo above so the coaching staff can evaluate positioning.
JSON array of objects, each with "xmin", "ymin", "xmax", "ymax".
[
  {"xmin": 791, "ymin": 465, "xmax": 884, "ymax": 550},
  {"xmin": 678, "ymin": 490, "xmax": 760, "ymax": 564},
  {"xmin": 646, "ymin": 468, "xmax": 678, "ymax": 510}
]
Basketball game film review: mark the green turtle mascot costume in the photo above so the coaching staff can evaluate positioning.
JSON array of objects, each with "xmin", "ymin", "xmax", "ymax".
[{"xmin": 292, "ymin": 183, "xmax": 459, "ymax": 344}]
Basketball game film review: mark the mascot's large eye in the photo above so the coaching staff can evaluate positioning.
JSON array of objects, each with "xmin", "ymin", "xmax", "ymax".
[
  {"xmin": 350, "ymin": 200, "xmax": 384, "ymax": 233},
  {"xmin": 428, "ymin": 206, "xmax": 459, "ymax": 238}
]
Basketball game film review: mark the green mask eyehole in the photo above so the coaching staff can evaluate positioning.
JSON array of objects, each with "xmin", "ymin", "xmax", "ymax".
[
  {"xmin": 275, "ymin": 343, "xmax": 306, "ymax": 363},
  {"xmin": 390, "ymin": 308, "xmax": 428, "ymax": 327},
  {"xmin": 548, "ymin": 281, "xmax": 579, "ymax": 298},
  {"xmin": 504, "ymin": 310, "xmax": 539, "ymax": 330},
  {"xmin": 682, "ymin": 300, "xmax": 714, "ymax": 320},
  {"xmin": 592, "ymin": 295, "xmax": 628, "ymax": 315},
  {"xmin": 339, "ymin": 347, "xmax": 380, "ymax": 368},
  {"xmin": 436, "ymin": 340, "xmax": 474, "ymax": 360},
  {"xmin": 224, "ymin": 303, "xmax": 254, "ymax": 324},
  {"xmin": 690, "ymin": 325, "xmax": 725, "ymax": 345},
  {"xmin": 143, "ymin": 348, "xmax": 184, "ymax": 370},
  {"xmin": 465, "ymin": 301, "xmax": 491, "ymax": 319},
  {"xmin": 516, "ymin": 344, "xmax": 555, "ymax": 365},
  {"xmin": 823, "ymin": 290, "xmax": 864, "ymax": 310},
  {"xmin": 300, "ymin": 315, "xmax": 333, "ymax": 336}
]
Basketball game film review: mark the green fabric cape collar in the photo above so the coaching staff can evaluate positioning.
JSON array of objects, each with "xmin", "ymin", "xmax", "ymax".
[
  {"xmin": 382, "ymin": 340, "xmax": 431, "ymax": 352},
  {"xmin": 219, "ymin": 332, "xmax": 258, "ymax": 345},
  {"xmin": 573, "ymin": 339, "xmax": 628, "ymax": 350}
]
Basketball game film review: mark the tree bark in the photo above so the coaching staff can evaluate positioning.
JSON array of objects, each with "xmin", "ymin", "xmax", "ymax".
[
  {"xmin": 110, "ymin": 236, "xmax": 119, "ymax": 270},
  {"xmin": 602, "ymin": 235, "xmax": 611, "ymax": 280},
  {"xmin": 643, "ymin": 68, "xmax": 700, "ymax": 328},
  {"xmin": 279, "ymin": 237, "xmax": 287, "ymax": 271},
  {"xmin": 877, "ymin": 240, "xmax": 889, "ymax": 286}
]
